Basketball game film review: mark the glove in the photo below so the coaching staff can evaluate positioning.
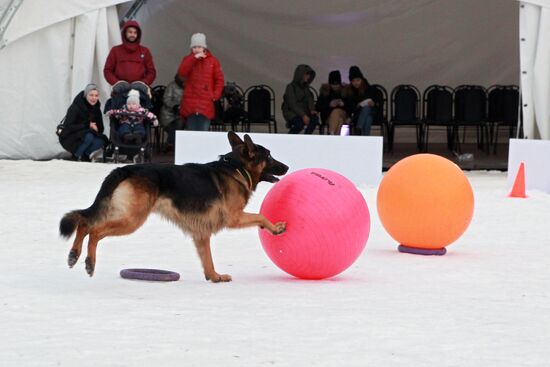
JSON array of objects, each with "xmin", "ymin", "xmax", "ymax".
[
  {"xmin": 359, "ymin": 98, "xmax": 374, "ymax": 108},
  {"xmin": 152, "ymin": 119, "xmax": 159, "ymax": 127},
  {"xmin": 330, "ymin": 99, "xmax": 344, "ymax": 108},
  {"xmin": 358, "ymin": 99, "xmax": 369, "ymax": 108}
]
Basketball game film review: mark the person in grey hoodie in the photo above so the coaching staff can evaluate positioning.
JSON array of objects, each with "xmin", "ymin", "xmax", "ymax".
[{"xmin": 282, "ymin": 64, "xmax": 319, "ymax": 134}]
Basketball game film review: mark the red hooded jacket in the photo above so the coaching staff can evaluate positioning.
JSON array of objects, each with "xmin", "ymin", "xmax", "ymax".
[
  {"xmin": 177, "ymin": 51, "xmax": 224, "ymax": 120},
  {"xmin": 103, "ymin": 21, "xmax": 156, "ymax": 86}
]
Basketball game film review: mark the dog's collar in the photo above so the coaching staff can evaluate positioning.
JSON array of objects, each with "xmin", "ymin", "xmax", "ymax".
[
  {"xmin": 220, "ymin": 154, "xmax": 253, "ymax": 191},
  {"xmin": 235, "ymin": 167, "xmax": 253, "ymax": 191}
]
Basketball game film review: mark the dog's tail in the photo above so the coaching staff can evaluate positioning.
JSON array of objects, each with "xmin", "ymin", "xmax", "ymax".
[{"xmin": 59, "ymin": 167, "xmax": 133, "ymax": 238}]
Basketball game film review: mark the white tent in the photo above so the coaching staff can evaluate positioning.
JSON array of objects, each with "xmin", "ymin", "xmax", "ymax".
[
  {"xmin": 519, "ymin": 0, "xmax": 550, "ymax": 139},
  {"xmin": 0, "ymin": 0, "xmax": 531, "ymax": 160},
  {"xmin": 0, "ymin": 0, "xmax": 125, "ymax": 159}
]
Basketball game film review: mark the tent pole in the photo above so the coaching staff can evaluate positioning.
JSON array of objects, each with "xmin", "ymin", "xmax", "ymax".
[
  {"xmin": 0, "ymin": 0, "xmax": 24, "ymax": 49},
  {"xmin": 121, "ymin": 0, "xmax": 147, "ymax": 25}
]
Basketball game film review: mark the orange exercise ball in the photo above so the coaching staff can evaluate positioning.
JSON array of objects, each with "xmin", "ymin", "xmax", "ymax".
[{"xmin": 377, "ymin": 154, "xmax": 474, "ymax": 255}]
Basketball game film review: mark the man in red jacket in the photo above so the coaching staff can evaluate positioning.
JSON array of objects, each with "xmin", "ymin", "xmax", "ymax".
[
  {"xmin": 104, "ymin": 20, "xmax": 156, "ymax": 97},
  {"xmin": 177, "ymin": 33, "xmax": 224, "ymax": 131}
]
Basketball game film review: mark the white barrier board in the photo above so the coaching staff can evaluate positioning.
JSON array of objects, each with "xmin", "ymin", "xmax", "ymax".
[
  {"xmin": 175, "ymin": 131, "xmax": 383, "ymax": 185},
  {"xmin": 508, "ymin": 139, "xmax": 550, "ymax": 194}
]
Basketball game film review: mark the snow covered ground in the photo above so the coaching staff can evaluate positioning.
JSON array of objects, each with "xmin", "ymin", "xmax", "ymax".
[{"xmin": 0, "ymin": 159, "xmax": 549, "ymax": 367}]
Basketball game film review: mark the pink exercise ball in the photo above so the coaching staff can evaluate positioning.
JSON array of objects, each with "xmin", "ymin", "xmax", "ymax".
[{"xmin": 259, "ymin": 168, "xmax": 370, "ymax": 280}]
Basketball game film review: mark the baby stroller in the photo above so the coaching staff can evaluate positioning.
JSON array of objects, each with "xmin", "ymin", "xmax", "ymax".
[{"xmin": 104, "ymin": 89, "xmax": 154, "ymax": 163}]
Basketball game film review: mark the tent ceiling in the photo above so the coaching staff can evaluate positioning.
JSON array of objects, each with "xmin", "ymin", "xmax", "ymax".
[{"xmin": 520, "ymin": 0, "xmax": 550, "ymax": 6}]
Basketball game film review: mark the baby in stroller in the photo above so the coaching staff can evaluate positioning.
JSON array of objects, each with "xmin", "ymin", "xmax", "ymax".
[{"xmin": 107, "ymin": 89, "xmax": 158, "ymax": 163}]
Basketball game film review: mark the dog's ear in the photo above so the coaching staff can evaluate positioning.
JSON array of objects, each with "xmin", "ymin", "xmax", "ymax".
[
  {"xmin": 228, "ymin": 131, "xmax": 244, "ymax": 148},
  {"xmin": 243, "ymin": 134, "xmax": 257, "ymax": 159}
]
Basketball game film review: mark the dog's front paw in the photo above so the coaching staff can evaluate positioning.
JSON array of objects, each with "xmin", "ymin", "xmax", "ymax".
[
  {"xmin": 206, "ymin": 272, "xmax": 232, "ymax": 283},
  {"xmin": 271, "ymin": 222, "xmax": 286, "ymax": 235}
]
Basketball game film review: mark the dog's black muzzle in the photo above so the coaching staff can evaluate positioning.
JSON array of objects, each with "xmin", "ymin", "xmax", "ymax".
[{"xmin": 262, "ymin": 159, "xmax": 289, "ymax": 183}]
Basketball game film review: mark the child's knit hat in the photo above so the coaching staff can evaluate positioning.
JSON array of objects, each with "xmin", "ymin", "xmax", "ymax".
[
  {"xmin": 126, "ymin": 89, "xmax": 140, "ymax": 105},
  {"xmin": 190, "ymin": 33, "xmax": 207, "ymax": 49}
]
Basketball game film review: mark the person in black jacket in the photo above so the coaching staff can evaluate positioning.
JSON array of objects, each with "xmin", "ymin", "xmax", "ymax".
[
  {"xmin": 315, "ymin": 70, "xmax": 347, "ymax": 134},
  {"xmin": 282, "ymin": 64, "xmax": 319, "ymax": 134},
  {"xmin": 59, "ymin": 84, "xmax": 109, "ymax": 161},
  {"xmin": 343, "ymin": 65, "xmax": 377, "ymax": 135}
]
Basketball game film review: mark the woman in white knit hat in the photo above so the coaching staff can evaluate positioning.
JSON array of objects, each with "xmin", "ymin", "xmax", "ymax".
[{"xmin": 177, "ymin": 33, "xmax": 224, "ymax": 131}]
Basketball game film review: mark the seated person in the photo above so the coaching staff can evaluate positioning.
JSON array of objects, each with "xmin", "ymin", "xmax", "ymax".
[
  {"xmin": 58, "ymin": 84, "xmax": 109, "ymax": 161},
  {"xmin": 108, "ymin": 89, "xmax": 158, "ymax": 144},
  {"xmin": 316, "ymin": 70, "xmax": 347, "ymax": 135},
  {"xmin": 343, "ymin": 66, "xmax": 377, "ymax": 136},
  {"xmin": 159, "ymin": 75, "xmax": 184, "ymax": 148},
  {"xmin": 282, "ymin": 64, "xmax": 319, "ymax": 134}
]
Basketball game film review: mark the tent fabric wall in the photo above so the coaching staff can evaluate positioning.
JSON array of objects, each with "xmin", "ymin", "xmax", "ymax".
[
  {"xmin": 519, "ymin": 0, "xmax": 550, "ymax": 139},
  {"xmin": 0, "ymin": 0, "xmax": 523, "ymax": 159},
  {"xmin": 0, "ymin": 4, "xmax": 123, "ymax": 159},
  {"xmin": 132, "ymin": 0, "xmax": 518, "ymax": 104}
]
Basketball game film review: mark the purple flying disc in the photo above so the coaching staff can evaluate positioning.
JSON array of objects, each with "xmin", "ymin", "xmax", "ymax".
[
  {"xmin": 120, "ymin": 268, "xmax": 180, "ymax": 281},
  {"xmin": 398, "ymin": 245, "xmax": 447, "ymax": 256}
]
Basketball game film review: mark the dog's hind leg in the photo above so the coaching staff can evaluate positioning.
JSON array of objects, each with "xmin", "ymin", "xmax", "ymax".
[
  {"xmin": 83, "ymin": 206, "xmax": 153, "ymax": 276},
  {"xmin": 68, "ymin": 224, "xmax": 88, "ymax": 268},
  {"xmin": 84, "ymin": 215, "xmax": 150, "ymax": 276},
  {"xmin": 83, "ymin": 179, "xmax": 157, "ymax": 276},
  {"xmin": 83, "ymin": 217, "xmax": 142, "ymax": 277},
  {"xmin": 84, "ymin": 233, "xmax": 100, "ymax": 276},
  {"xmin": 193, "ymin": 237, "xmax": 232, "ymax": 283}
]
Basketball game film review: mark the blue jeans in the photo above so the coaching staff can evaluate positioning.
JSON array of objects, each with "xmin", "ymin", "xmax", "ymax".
[
  {"xmin": 74, "ymin": 132, "xmax": 104, "ymax": 158},
  {"xmin": 118, "ymin": 123, "xmax": 146, "ymax": 142},
  {"xmin": 186, "ymin": 113, "xmax": 211, "ymax": 131},
  {"xmin": 288, "ymin": 115, "xmax": 319, "ymax": 134},
  {"xmin": 356, "ymin": 106, "xmax": 374, "ymax": 135}
]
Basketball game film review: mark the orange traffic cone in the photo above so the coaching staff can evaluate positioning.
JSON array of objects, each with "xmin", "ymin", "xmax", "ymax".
[{"xmin": 509, "ymin": 162, "xmax": 527, "ymax": 198}]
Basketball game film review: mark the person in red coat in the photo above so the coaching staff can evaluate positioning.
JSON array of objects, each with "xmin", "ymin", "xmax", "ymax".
[
  {"xmin": 177, "ymin": 33, "xmax": 224, "ymax": 131},
  {"xmin": 103, "ymin": 20, "xmax": 156, "ymax": 97}
]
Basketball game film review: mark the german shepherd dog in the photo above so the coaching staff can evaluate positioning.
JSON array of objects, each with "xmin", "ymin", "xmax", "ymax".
[{"xmin": 59, "ymin": 132, "xmax": 288, "ymax": 282}]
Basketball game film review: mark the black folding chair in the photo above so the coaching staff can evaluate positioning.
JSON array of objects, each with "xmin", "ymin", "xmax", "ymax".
[
  {"xmin": 150, "ymin": 85, "xmax": 166, "ymax": 152},
  {"xmin": 453, "ymin": 85, "xmax": 489, "ymax": 153},
  {"xmin": 368, "ymin": 84, "xmax": 390, "ymax": 149},
  {"xmin": 388, "ymin": 84, "xmax": 422, "ymax": 152},
  {"xmin": 487, "ymin": 85, "xmax": 520, "ymax": 154},
  {"xmin": 422, "ymin": 85, "xmax": 455, "ymax": 152},
  {"xmin": 210, "ymin": 100, "xmax": 226, "ymax": 131},
  {"xmin": 219, "ymin": 83, "xmax": 246, "ymax": 131},
  {"xmin": 243, "ymin": 85, "xmax": 277, "ymax": 133}
]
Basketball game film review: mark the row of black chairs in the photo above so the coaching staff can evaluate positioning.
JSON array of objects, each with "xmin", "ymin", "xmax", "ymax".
[
  {"xmin": 148, "ymin": 83, "xmax": 521, "ymax": 155},
  {"xmin": 385, "ymin": 84, "xmax": 521, "ymax": 154},
  {"xmin": 150, "ymin": 84, "xmax": 278, "ymax": 133}
]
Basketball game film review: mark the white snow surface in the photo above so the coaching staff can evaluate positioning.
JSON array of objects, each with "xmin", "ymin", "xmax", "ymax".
[{"xmin": 0, "ymin": 160, "xmax": 549, "ymax": 366}]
